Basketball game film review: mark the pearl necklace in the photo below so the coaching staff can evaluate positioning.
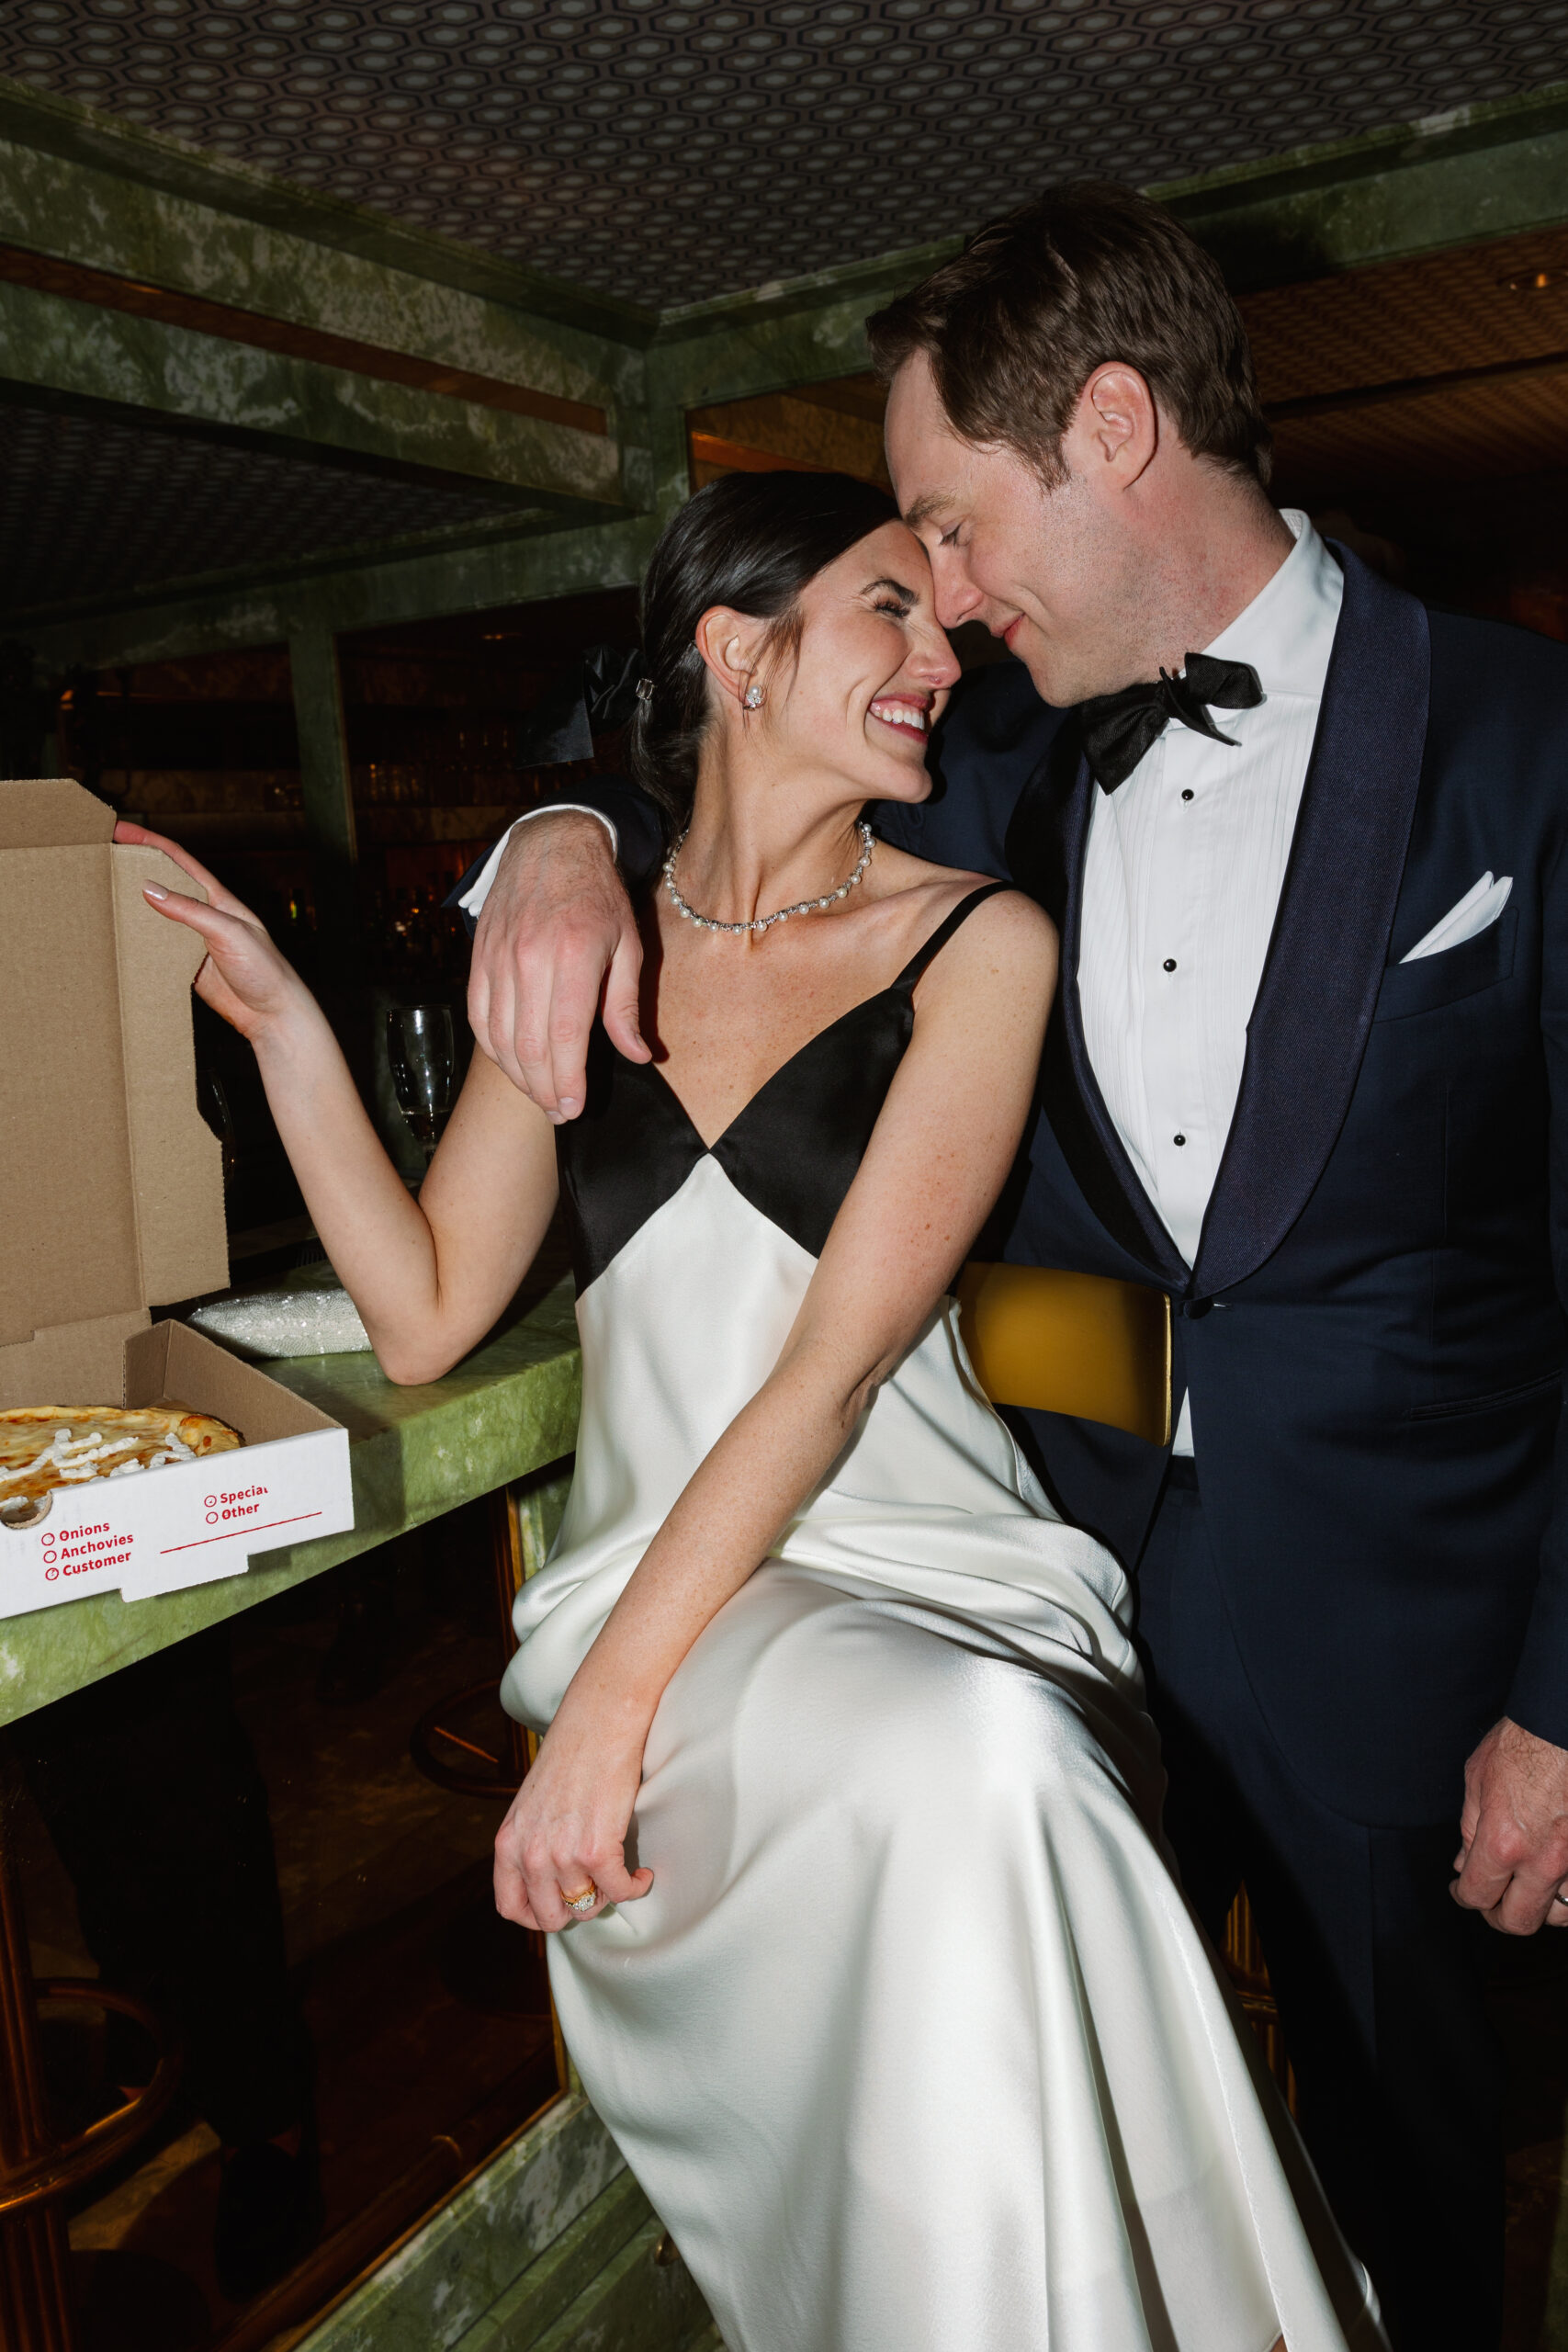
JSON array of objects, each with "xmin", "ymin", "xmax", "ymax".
[{"xmin": 662, "ymin": 820, "xmax": 874, "ymax": 937}]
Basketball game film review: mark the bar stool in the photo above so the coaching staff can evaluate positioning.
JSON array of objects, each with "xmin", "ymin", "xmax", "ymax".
[
  {"xmin": 0, "ymin": 1791, "xmax": 180, "ymax": 2352},
  {"xmin": 956, "ymin": 1263, "xmax": 1294, "ymax": 2109}
]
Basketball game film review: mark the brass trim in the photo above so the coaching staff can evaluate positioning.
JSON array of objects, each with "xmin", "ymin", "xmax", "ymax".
[{"xmin": 0, "ymin": 1984, "xmax": 179, "ymax": 2219}]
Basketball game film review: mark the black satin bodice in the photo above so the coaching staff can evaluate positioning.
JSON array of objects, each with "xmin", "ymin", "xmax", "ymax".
[{"xmin": 557, "ymin": 884, "xmax": 1004, "ymax": 1290}]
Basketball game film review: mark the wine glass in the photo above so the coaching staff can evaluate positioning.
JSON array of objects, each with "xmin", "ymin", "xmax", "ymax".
[{"xmin": 387, "ymin": 1005, "xmax": 457, "ymax": 1168}]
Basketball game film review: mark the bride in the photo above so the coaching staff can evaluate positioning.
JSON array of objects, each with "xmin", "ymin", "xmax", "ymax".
[{"xmin": 135, "ymin": 471, "xmax": 1384, "ymax": 2352}]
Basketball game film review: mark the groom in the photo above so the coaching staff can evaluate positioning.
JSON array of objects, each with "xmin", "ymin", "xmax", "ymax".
[{"xmin": 457, "ymin": 183, "xmax": 1568, "ymax": 2347}]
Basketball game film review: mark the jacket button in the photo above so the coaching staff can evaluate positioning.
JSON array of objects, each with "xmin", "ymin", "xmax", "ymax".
[{"xmin": 1183, "ymin": 1298, "xmax": 1213, "ymax": 1320}]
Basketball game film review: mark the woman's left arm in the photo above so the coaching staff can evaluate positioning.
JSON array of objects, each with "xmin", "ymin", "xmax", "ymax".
[{"xmin": 495, "ymin": 888, "xmax": 1056, "ymax": 1929}]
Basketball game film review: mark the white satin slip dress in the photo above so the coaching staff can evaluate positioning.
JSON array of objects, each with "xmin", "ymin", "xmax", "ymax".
[{"xmin": 502, "ymin": 886, "xmax": 1386, "ymax": 2352}]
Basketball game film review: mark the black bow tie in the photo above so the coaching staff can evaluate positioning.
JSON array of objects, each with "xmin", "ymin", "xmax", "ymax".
[{"xmin": 1078, "ymin": 653, "xmax": 1265, "ymax": 794}]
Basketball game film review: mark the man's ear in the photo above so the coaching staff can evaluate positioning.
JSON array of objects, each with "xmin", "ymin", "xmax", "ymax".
[
  {"xmin": 1067, "ymin": 363, "xmax": 1159, "ymax": 492},
  {"xmin": 694, "ymin": 608, "xmax": 765, "ymax": 705}
]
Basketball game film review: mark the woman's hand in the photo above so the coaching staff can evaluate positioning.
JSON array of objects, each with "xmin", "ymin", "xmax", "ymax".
[
  {"xmin": 493, "ymin": 1696, "xmax": 655, "ymax": 1933},
  {"xmin": 116, "ymin": 819, "xmax": 309, "ymax": 1046},
  {"xmin": 118, "ymin": 823, "xmax": 561, "ymax": 1385}
]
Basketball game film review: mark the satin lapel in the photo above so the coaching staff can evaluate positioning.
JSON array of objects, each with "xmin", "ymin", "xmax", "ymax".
[
  {"xmin": 1005, "ymin": 723, "xmax": 1190, "ymax": 1286},
  {"xmin": 1191, "ymin": 548, "xmax": 1431, "ymax": 1298}
]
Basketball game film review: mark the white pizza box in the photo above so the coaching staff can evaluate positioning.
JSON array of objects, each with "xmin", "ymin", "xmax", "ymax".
[{"xmin": 0, "ymin": 778, "xmax": 354, "ymax": 1618}]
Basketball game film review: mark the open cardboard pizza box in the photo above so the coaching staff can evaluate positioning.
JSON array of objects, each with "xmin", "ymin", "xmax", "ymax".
[{"xmin": 0, "ymin": 779, "xmax": 354, "ymax": 1617}]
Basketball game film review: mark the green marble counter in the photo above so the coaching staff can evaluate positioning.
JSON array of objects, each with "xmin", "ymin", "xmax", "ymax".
[{"xmin": 0, "ymin": 1276, "xmax": 581, "ymax": 1730}]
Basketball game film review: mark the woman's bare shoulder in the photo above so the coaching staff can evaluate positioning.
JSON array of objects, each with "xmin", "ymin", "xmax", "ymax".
[
  {"xmin": 871, "ymin": 844, "xmax": 1055, "ymax": 976},
  {"xmin": 926, "ymin": 883, "xmax": 1056, "ymax": 994}
]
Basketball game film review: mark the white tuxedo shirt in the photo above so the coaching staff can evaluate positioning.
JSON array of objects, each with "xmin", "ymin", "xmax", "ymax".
[{"xmin": 1078, "ymin": 513, "xmax": 1344, "ymax": 1445}]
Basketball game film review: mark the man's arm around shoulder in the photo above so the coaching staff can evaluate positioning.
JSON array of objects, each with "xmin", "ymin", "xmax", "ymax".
[{"xmin": 462, "ymin": 775, "xmax": 659, "ymax": 1116}]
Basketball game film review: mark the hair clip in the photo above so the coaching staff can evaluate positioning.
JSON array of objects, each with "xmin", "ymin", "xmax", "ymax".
[{"xmin": 636, "ymin": 676, "xmax": 655, "ymax": 704}]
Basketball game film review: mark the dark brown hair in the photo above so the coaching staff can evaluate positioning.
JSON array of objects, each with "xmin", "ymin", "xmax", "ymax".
[
  {"xmin": 631, "ymin": 469, "xmax": 897, "ymax": 831},
  {"xmin": 866, "ymin": 181, "xmax": 1270, "ymax": 488}
]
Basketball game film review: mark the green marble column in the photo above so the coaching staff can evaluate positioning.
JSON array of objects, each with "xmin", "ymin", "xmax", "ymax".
[{"xmin": 288, "ymin": 621, "xmax": 359, "ymax": 977}]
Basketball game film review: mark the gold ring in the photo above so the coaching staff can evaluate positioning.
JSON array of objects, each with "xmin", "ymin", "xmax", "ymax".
[{"xmin": 561, "ymin": 1881, "xmax": 599, "ymax": 1916}]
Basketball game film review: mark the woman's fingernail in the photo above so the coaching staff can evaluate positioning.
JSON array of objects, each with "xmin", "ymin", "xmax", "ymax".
[
  {"xmin": 143, "ymin": 884, "xmax": 168, "ymax": 901},
  {"xmin": 558, "ymin": 1095, "xmax": 580, "ymax": 1115}
]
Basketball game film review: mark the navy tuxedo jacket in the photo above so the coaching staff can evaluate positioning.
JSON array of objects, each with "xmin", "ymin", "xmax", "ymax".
[
  {"xmin": 883, "ymin": 548, "xmax": 1568, "ymax": 1826},
  {"xmin": 476, "ymin": 546, "xmax": 1568, "ymax": 1826}
]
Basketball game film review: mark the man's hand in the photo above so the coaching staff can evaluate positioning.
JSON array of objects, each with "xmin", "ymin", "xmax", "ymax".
[
  {"xmin": 1450, "ymin": 1715, "xmax": 1568, "ymax": 1933},
  {"xmin": 468, "ymin": 811, "xmax": 649, "ymax": 1120}
]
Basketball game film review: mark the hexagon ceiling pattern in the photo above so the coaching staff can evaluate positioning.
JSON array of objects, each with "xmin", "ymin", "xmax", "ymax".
[
  {"xmin": 1, "ymin": 3, "xmax": 1564, "ymax": 311},
  {"xmin": 0, "ymin": 401, "xmax": 525, "ymax": 615}
]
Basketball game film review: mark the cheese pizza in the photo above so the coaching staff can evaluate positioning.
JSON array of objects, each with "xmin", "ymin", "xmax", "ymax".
[{"xmin": 0, "ymin": 1406, "xmax": 242, "ymax": 1508}]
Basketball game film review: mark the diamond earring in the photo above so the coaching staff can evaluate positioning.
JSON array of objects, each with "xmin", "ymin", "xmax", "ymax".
[{"xmin": 743, "ymin": 683, "xmax": 763, "ymax": 709}]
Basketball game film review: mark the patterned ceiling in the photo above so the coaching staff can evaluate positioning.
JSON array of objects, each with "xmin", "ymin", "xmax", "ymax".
[
  {"xmin": 0, "ymin": 3, "xmax": 1564, "ymax": 312},
  {"xmin": 0, "ymin": 401, "xmax": 526, "ymax": 616}
]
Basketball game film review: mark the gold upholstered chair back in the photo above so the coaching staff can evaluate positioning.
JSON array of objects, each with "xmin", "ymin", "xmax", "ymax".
[
  {"xmin": 954, "ymin": 1261, "xmax": 1293, "ymax": 2108},
  {"xmin": 955, "ymin": 1262, "xmax": 1172, "ymax": 1444}
]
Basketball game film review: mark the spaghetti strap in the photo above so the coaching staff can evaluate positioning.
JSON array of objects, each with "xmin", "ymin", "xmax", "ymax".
[{"xmin": 892, "ymin": 881, "xmax": 1010, "ymax": 993}]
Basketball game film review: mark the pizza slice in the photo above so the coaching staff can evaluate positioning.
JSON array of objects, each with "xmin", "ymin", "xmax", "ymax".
[{"xmin": 0, "ymin": 1406, "xmax": 242, "ymax": 1509}]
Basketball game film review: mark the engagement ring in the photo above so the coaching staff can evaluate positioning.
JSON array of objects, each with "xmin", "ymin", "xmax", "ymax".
[{"xmin": 562, "ymin": 1882, "xmax": 600, "ymax": 1915}]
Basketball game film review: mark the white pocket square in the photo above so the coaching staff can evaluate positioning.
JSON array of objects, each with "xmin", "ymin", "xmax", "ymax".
[{"xmin": 1401, "ymin": 872, "xmax": 1513, "ymax": 963}]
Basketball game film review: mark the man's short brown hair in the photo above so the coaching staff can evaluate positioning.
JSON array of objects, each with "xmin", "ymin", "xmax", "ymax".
[{"xmin": 867, "ymin": 181, "xmax": 1271, "ymax": 488}]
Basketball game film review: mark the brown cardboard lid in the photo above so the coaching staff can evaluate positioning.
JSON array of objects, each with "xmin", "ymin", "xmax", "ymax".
[
  {"xmin": 0, "ymin": 776, "xmax": 117, "ymax": 850},
  {"xmin": 0, "ymin": 782, "xmax": 231, "ymax": 1364}
]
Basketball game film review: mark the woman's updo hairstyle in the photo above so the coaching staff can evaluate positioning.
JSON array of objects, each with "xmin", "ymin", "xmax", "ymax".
[{"xmin": 631, "ymin": 469, "xmax": 898, "ymax": 831}]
